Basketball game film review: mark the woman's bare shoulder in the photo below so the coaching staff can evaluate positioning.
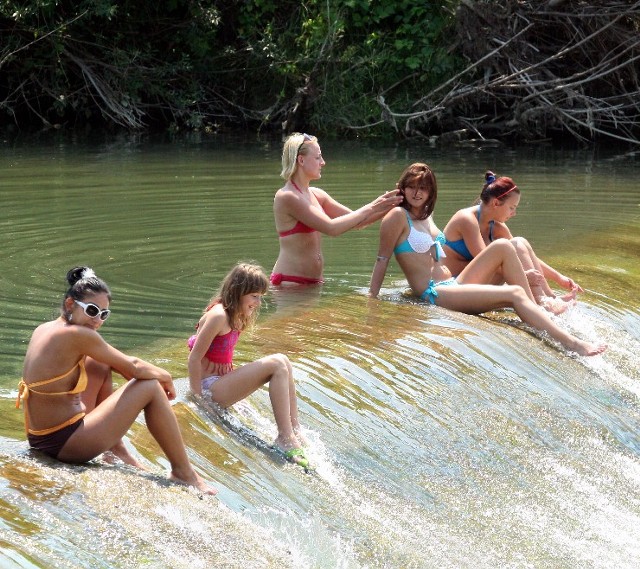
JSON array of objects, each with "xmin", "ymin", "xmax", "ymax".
[
  {"xmin": 33, "ymin": 319, "xmax": 94, "ymax": 341},
  {"xmin": 310, "ymin": 186, "xmax": 329, "ymax": 198},
  {"xmin": 274, "ymin": 184, "xmax": 293, "ymax": 200},
  {"xmin": 383, "ymin": 206, "xmax": 408, "ymax": 221},
  {"xmin": 454, "ymin": 205, "xmax": 477, "ymax": 219},
  {"xmin": 457, "ymin": 206, "xmax": 481, "ymax": 226},
  {"xmin": 201, "ymin": 304, "xmax": 230, "ymax": 328}
]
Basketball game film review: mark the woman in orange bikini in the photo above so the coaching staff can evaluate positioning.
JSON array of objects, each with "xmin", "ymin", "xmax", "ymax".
[
  {"xmin": 271, "ymin": 132, "xmax": 402, "ymax": 285},
  {"xmin": 17, "ymin": 266, "xmax": 217, "ymax": 495}
]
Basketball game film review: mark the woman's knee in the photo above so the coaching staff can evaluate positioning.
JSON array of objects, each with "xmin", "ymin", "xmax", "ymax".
[
  {"xmin": 273, "ymin": 353, "xmax": 291, "ymax": 369},
  {"xmin": 124, "ymin": 377, "xmax": 165, "ymax": 400},
  {"xmin": 505, "ymin": 284, "xmax": 528, "ymax": 302},
  {"xmin": 263, "ymin": 353, "xmax": 291, "ymax": 375},
  {"xmin": 484, "ymin": 239, "xmax": 516, "ymax": 260},
  {"xmin": 489, "ymin": 238, "xmax": 515, "ymax": 253},
  {"xmin": 510, "ymin": 236, "xmax": 531, "ymax": 253}
]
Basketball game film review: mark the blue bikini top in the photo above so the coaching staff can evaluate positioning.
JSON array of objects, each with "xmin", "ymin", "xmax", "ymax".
[
  {"xmin": 394, "ymin": 210, "xmax": 446, "ymax": 261},
  {"xmin": 443, "ymin": 206, "xmax": 494, "ymax": 261}
]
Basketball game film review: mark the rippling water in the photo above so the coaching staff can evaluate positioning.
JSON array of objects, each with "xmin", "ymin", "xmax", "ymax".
[{"xmin": 0, "ymin": 134, "xmax": 639, "ymax": 568}]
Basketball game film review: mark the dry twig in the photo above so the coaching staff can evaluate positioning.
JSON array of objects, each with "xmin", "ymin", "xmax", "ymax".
[{"xmin": 393, "ymin": 0, "xmax": 640, "ymax": 144}]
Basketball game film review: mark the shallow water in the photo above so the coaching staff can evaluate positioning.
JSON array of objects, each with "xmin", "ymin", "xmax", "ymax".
[{"xmin": 0, "ymin": 134, "xmax": 639, "ymax": 567}]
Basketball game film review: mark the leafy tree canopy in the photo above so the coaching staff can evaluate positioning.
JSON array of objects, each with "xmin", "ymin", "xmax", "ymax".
[{"xmin": 1, "ymin": 1, "xmax": 639, "ymax": 145}]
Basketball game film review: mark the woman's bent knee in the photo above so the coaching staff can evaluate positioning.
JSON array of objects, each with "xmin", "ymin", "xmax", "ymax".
[
  {"xmin": 272, "ymin": 353, "xmax": 291, "ymax": 368},
  {"xmin": 510, "ymin": 236, "xmax": 530, "ymax": 253},
  {"xmin": 125, "ymin": 378, "xmax": 164, "ymax": 398},
  {"xmin": 262, "ymin": 353, "xmax": 291, "ymax": 374},
  {"xmin": 505, "ymin": 284, "xmax": 528, "ymax": 301},
  {"xmin": 491, "ymin": 239, "xmax": 516, "ymax": 253}
]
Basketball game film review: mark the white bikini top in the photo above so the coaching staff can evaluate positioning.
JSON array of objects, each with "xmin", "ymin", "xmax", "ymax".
[{"xmin": 394, "ymin": 210, "xmax": 446, "ymax": 259}]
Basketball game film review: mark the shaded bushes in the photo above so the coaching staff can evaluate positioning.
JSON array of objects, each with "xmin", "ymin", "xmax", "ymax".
[{"xmin": 1, "ymin": 0, "xmax": 638, "ymax": 145}]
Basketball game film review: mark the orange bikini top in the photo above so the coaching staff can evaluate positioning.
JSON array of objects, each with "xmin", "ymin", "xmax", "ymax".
[{"xmin": 16, "ymin": 359, "xmax": 88, "ymax": 436}]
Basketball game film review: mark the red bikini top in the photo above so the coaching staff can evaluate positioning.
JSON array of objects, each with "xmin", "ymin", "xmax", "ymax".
[
  {"xmin": 278, "ymin": 221, "xmax": 316, "ymax": 237},
  {"xmin": 187, "ymin": 329, "xmax": 239, "ymax": 364},
  {"xmin": 277, "ymin": 180, "xmax": 321, "ymax": 237}
]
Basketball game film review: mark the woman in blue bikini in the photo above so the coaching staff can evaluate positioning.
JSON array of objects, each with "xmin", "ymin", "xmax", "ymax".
[
  {"xmin": 369, "ymin": 163, "xmax": 607, "ymax": 357},
  {"xmin": 442, "ymin": 171, "xmax": 582, "ymax": 313},
  {"xmin": 17, "ymin": 266, "xmax": 217, "ymax": 494}
]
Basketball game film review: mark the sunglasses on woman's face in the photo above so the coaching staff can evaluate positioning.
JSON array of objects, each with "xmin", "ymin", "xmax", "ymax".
[{"xmin": 75, "ymin": 300, "xmax": 111, "ymax": 321}]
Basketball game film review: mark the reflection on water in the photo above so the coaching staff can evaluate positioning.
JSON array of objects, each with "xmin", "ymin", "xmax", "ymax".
[{"xmin": 0, "ymin": 135, "xmax": 639, "ymax": 567}]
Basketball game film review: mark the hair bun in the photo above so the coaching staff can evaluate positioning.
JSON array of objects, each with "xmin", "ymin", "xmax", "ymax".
[
  {"xmin": 66, "ymin": 266, "xmax": 95, "ymax": 286},
  {"xmin": 485, "ymin": 171, "xmax": 496, "ymax": 185}
]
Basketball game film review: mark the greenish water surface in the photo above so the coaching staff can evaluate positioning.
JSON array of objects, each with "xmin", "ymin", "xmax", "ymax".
[{"xmin": 0, "ymin": 134, "xmax": 638, "ymax": 568}]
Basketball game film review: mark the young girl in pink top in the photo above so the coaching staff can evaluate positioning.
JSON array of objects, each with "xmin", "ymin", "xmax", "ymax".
[{"xmin": 188, "ymin": 262, "xmax": 309, "ymax": 467}]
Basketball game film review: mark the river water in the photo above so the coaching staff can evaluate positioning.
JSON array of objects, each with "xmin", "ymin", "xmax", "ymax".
[{"xmin": 0, "ymin": 133, "xmax": 638, "ymax": 568}]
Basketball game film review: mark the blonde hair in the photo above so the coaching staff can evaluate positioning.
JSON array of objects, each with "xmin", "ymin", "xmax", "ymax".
[
  {"xmin": 280, "ymin": 132, "xmax": 318, "ymax": 181},
  {"xmin": 205, "ymin": 262, "xmax": 269, "ymax": 331}
]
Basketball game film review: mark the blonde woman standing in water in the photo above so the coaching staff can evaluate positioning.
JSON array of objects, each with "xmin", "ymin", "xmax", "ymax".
[
  {"xmin": 17, "ymin": 266, "xmax": 217, "ymax": 495},
  {"xmin": 369, "ymin": 164, "xmax": 607, "ymax": 357},
  {"xmin": 271, "ymin": 132, "xmax": 402, "ymax": 285}
]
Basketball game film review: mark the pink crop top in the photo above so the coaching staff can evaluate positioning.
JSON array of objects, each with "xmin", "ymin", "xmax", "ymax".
[{"xmin": 188, "ymin": 329, "xmax": 240, "ymax": 375}]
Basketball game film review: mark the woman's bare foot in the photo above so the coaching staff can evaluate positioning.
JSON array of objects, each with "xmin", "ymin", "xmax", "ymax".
[
  {"xmin": 169, "ymin": 469, "xmax": 218, "ymax": 495},
  {"xmin": 559, "ymin": 286, "xmax": 579, "ymax": 302},
  {"xmin": 102, "ymin": 451, "xmax": 148, "ymax": 471},
  {"xmin": 569, "ymin": 339, "xmax": 608, "ymax": 356},
  {"xmin": 104, "ymin": 441, "xmax": 148, "ymax": 470}
]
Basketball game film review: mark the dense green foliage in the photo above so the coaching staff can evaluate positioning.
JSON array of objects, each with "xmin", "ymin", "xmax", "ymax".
[{"xmin": 0, "ymin": 0, "xmax": 460, "ymax": 134}]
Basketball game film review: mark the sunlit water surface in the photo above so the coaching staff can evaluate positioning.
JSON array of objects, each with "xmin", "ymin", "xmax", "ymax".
[{"xmin": 0, "ymin": 134, "xmax": 639, "ymax": 568}]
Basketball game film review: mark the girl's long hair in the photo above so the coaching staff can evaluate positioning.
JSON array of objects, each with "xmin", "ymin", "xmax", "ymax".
[{"xmin": 205, "ymin": 262, "xmax": 269, "ymax": 331}]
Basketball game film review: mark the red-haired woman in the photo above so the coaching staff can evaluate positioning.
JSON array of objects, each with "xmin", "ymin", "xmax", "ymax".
[
  {"xmin": 369, "ymin": 164, "xmax": 606, "ymax": 357},
  {"xmin": 442, "ymin": 171, "xmax": 582, "ymax": 314}
]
